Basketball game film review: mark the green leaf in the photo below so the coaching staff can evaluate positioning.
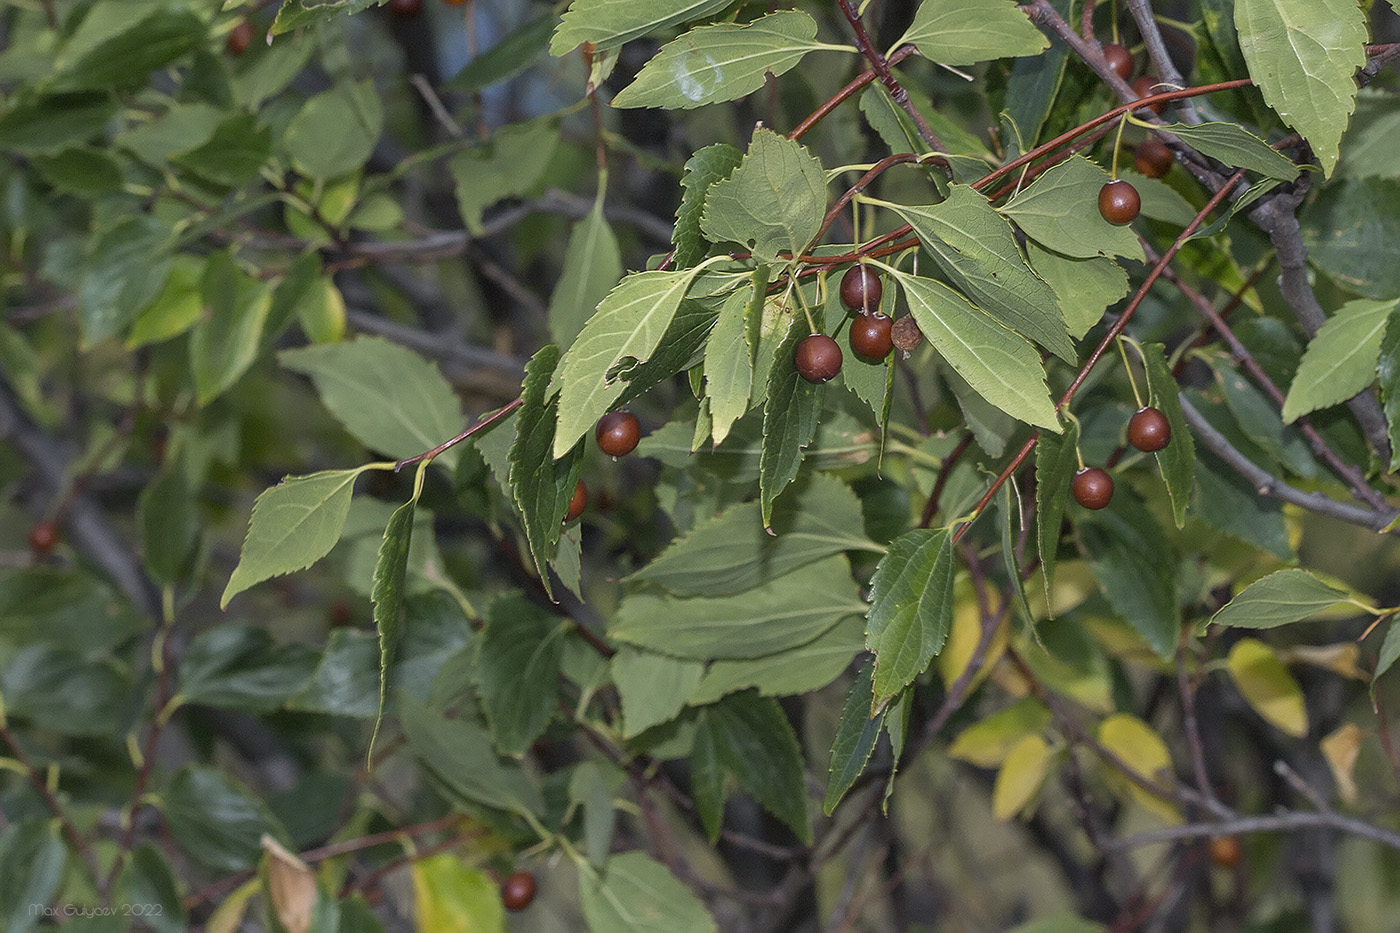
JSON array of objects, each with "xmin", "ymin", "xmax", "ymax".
[
  {"xmin": 1337, "ymin": 91, "xmax": 1400, "ymax": 180},
  {"xmin": 629, "ymin": 473, "xmax": 879, "ymax": 596},
  {"xmin": 1026, "ymin": 245, "xmax": 1128, "ymax": 339},
  {"xmin": 998, "ymin": 156, "xmax": 1146, "ymax": 262},
  {"xmin": 447, "ymin": 13, "xmax": 554, "ymax": 93},
  {"xmin": 138, "ymin": 466, "xmax": 197, "ymax": 585},
  {"xmin": 612, "ymin": 648, "xmax": 705, "ymax": 738},
  {"xmin": 570, "ymin": 762, "xmax": 622, "ymax": 867},
  {"xmin": 695, "ymin": 691, "xmax": 811, "ymax": 843},
  {"xmin": 1192, "ymin": 446, "xmax": 1292, "ymax": 559},
  {"xmin": 896, "ymin": 0, "xmax": 1049, "ymax": 65},
  {"xmin": 1302, "ymin": 178, "xmax": 1400, "ymax": 300},
  {"xmin": 0, "ymin": 93, "xmax": 116, "ymax": 154},
  {"xmin": 759, "ymin": 318, "xmax": 823, "ymax": 527},
  {"xmin": 410, "ymin": 855, "xmax": 504, "ymax": 933},
  {"xmin": 280, "ymin": 336, "xmax": 464, "ymax": 465},
  {"xmin": 369, "ymin": 494, "xmax": 417, "ymax": 752},
  {"xmin": 128, "ymin": 254, "xmax": 205, "ymax": 348},
  {"xmin": 992, "ymin": 733, "xmax": 1052, "ymax": 819},
  {"xmin": 170, "ymin": 112, "xmax": 272, "ymax": 187},
  {"xmin": 1078, "ymin": 494, "xmax": 1178, "ymax": 659},
  {"xmin": 552, "ymin": 0, "xmax": 734, "ymax": 55},
  {"xmin": 866, "ymin": 529, "xmax": 955, "ymax": 706},
  {"xmin": 703, "ymin": 280, "xmax": 757, "ymax": 446},
  {"xmin": 673, "ymin": 143, "xmax": 744, "ymax": 268},
  {"xmin": 701, "ymin": 127, "xmax": 827, "ymax": 264},
  {"xmin": 0, "ymin": 820, "xmax": 66, "ymax": 933},
  {"xmin": 1035, "ymin": 418, "xmax": 1080, "ymax": 603},
  {"xmin": 399, "ymin": 695, "xmax": 545, "ymax": 818},
  {"xmin": 162, "ymin": 767, "xmax": 285, "ymax": 873},
  {"xmin": 879, "ymin": 187, "xmax": 1075, "ymax": 362},
  {"xmin": 690, "ymin": 615, "xmax": 864, "ymax": 705},
  {"xmin": 284, "ymin": 81, "xmax": 384, "ymax": 182},
  {"xmin": 178, "ymin": 624, "xmax": 318, "ymax": 713},
  {"xmin": 1140, "ymin": 343, "xmax": 1195, "ymax": 528},
  {"xmin": 118, "ymin": 101, "xmax": 222, "ymax": 166},
  {"xmin": 1002, "ymin": 0, "xmax": 1071, "ymax": 147},
  {"xmin": 1216, "ymin": 363, "xmax": 1317, "ymax": 479},
  {"xmin": 1157, "ymin": 121, "xmax": 1298, "ymax": 180},
  {"xmin": 824, "ymin": 658, "xmax": 886, "ymax": 814},
  {"xmin": 1377, "ymin": 308, "xmax": 1400, "ymax": 471},
  {"xmin": 553, "ymin": 267, "xmax": 708, "ymax": 457},
  {"xmin": 117, "ymin": 844, "xmax": 187, "ymax": 933},
  {"xmin": 474, "ymin": 593, "xmax": 568, "ymax": 755},
  {"xmin": 949, "ymin": 697, "xmax": 1052, "ymax": 767},
  {"xmin": 191, "ymin": 250, "xmax": 271, "ymax": 405},
  {"xmin": 52, "ymin": 5, "xmax": 205, "ymax": 91},
  {"xmin": 1235, "ymin": 0, "xmax": 1366, "ymax": 176},
  {"xmin": 0, "ymin": 645, "xmax": 130, "ymax": 736},
  {"xmin": 612, "ymin": 555, "xmax": 866, "ymax": 659},
  {"xmin": 0, "ymin": 568, "xmax": 142, "ymax": 653},
  {"xmin": 1227, "ymin": 638, "xmax": 1308, "ymax": 736},
  {"xmin": 79, "ymin": 215, "xmax": 173, "ymax": 345},
  {"xmin": 270, "ymin": 0, "xmax": 386, "ymax": 35},
  {"xmin": 549, "ymin": 195, "xmax": 623, "ymax": 348},
  {"xmin": 1210, "ymin": 568, "xmax": 1349, "ymax": 629},
  {"xmin": 892, "ymin": 270, "xmax": 1060, "ymax": 430},
  {"xmin": 32, "ymin": 146, "xmax": 122, "ymax": 195},
  {"xmin": 221, "ymin": 468, "xmax": 369, "ymax": 607},
  {"xmin": 1374, "ymin": 618, "xmax": 1400, "ymax": 688},
  {"xmin": 449, "ymin": 118, "xmax": 559, "ymax": 234},
  {"xmin": 578, "ymin": 852, "xmax": 717, "ymax": 933},
  {"xmin": 612, "ymin": 11, "xmax": 834, "ymax": 110},
  {"xmin": 1282, "ymin": 298, "xmax": 1398, "ymax": 422},
  {"xmin": 613, "ymin": 300, "xmax": 720, "ymax": 408}
]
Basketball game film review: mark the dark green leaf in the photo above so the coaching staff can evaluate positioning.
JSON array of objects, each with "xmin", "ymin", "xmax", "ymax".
[
  {"xmin": 52, "ymin": 6, "xmax": 204, "ymax": 91},
  {"xmin": 1140, "ymin": 343, "xmax": 1195, "ymax": 528},
  {"xmin": 1035, "ymin": 418, "xmax": 1079, "ymax": 603},
  {"xmin": 1192, "ymin": 446, "xmax": 1292, "ymax": 559},
  {"xmin": 1078, "ymin": 494, "xmax": 1178, "ymax": 659},
  {"xmin": 696, "ymin": 691, "xmax": 811, "ymax": 843},
  {"xmin": 0, "ymin": 93, "xmax": 116, "ymax": 153},
  {"xmin": 673, "ymin": 143, "xmax": 744, "ymax": 268},
  {"xmin": 824, "ymin": 658, "xmax": 886, "ymax": 814},
  {"xmin": 0, "ymin": 819, "xmax": 66, "ymax": 933},
  {"xmin": 865, "ymin": 529, "xmax": 955, "ymax": 706},
  {"xmin": 399, "ymin": 695, "xmax": 545, "ymax": 818},
  {"xmin": 137, "ymin": 467, "xmax": 197, "ymax": 586},
  {"xmin": 170, "ymin": 111, "xmax": 271, "ymax": 187},
  {"xmin": 447, "ymin": 13, "xmax": 554, "ymax": 93},
  {"xmin": 0, "ymin": 644, "xmax": 130, "ymax": 736},
  {"xmin": 79, "ymin": 216, "xmax": 172, "ymax": 345},
  {"xmin": 474, "ymin": 593, "xmax": 568, "ymax": 755},
  {"xmin": 191, "ymin": 250, "xmax": 271, "ymax": 405},
  {"xmin": 759, "ymin": 318, "xmax": 823, "ymax": 527},
  {"xmin": 117, "ymin": 844, "xmax": 186, "ymax": 933},
  {"xmin": 1379, "ymin": 307, "xmax": 1400, "ymax": 472},
  {"xmin": 370, "ymin": 494, "xmax": 416, "ymax": 750},
  {"xmin": 1302, "ymin": 178, "xmax": 1400, "ymax": 300},
  {"xmin": 1211, "ymin": 569, "xmax": 1349, "ymax": 629},
  {"xmin": 179, "ymin": 624, "xmax": 317, "ymax": 713},
  {"xmin": 162, "ymin": 767, "xmax": 285, "ymax": 872}
]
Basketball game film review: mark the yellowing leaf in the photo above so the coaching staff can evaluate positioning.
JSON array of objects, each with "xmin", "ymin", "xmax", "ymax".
[
  {"xmin": 1098, "ymin": 713, "xmax": 1181, "ymax": 824},
  {"xmin": 992, "ymin": 733, "xmax": 1052, "ymax": 820},
  {"xmin": 411, "ymin": 853, "xmax": 506, "ymax": 933},
  {"xmin": 936, "ymin": 586, "xmax": 1007, "ymax": 694},
  {"xmin": 949, "ymin": 698, "xmax": 1050, "ymax": 768},
  {"xmin": 1227, "ymin": 638, "xmax": 1308, "ymax": 737},
  {"xmin": 1321, "ymin": 722, "xmax": 1364, "ymax": 806},
  {"xmin": 207, "ymin": 879, "xmax": 260, "ymax": 933}
]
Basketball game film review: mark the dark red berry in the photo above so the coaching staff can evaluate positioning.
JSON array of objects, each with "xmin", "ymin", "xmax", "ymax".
[
  {"xmin": 849, "ymin": 312, "xmax": 894, "ymax": 362},
  {"xmin": 1133, "ymin": 75, "xmax": 1166, "ymax": 114},
  {"xmin": 1098, "ymin": 180, "xmax": 1141, "ymax": 226},
  {"xmin": 891, "ymin": 315, "xmax": 923, "ymax": 355},
  {"xmin": 839, "ymin": 265, "xmax": 882, "ymax": 313},
  {"xmin": 1135, "ymin": 136, "xmax": 1173, "ymax": 178},
  {"xmin": 595, "ymin": 411, "xmax": 641, "ymax": 457},
  {"xmin": 28, "ymin": 521, "xmax": 58, "ymax": 554},
  {"xmin": 329, "ymin": 601, "xmax": 353, "ymax": 626},
  {"xmin": 1210, "ymin": 836, "xmax": 1241, "ymax": 869},
  {"xmin": 501, "ymin": 871, "xmax": 537, "ymax": 911},
  {"xmin": 565, "ymin": 481, "xmax": 587, "ymax": 522},
  {"xmin": 795, "ymin": 334, "xmax": 842, "ymax": 383},
  {"xmin": 1128, "ymin": 407, "xmax": 1171, "ymax": 452},
  {"xmin": 227, "ymin": 20, "xmax": 254, "ymax": 56},
  {"xmin": 1072, "ymin": 468, "xmax": 1115, "ymax": 510},
  {"xmin": 1102, "ymin": 43, "xmax": 1134, "ymax": 81},
  {"xmin": 389, "ymin": 0, "xmax": 422, "ymax": 18}
]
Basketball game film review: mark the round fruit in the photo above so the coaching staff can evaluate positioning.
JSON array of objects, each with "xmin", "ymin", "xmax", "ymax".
[
  {"xmin": 1098, "ymin": 180, "xmax": 1141, "ymax": 226},
  {"xmin": 596, "ymin": 411, "xmax": 641, "ymax": 458},
  {"xmin": 1072, "ymin": 467, "xmax": 1115, "ymax": 510},
  {"xmin": 795, "ymin": 334, "xmax": 843, "ymax": 382},
  {"xmin": 839, "ymin": 265, "xmax": 882, "ymax": 313},
  {"xmin": 1209, "ymin": 835, "xmax": 1241, "ymax": 869},
  {"xmin": 28, "ymin": 520, "xmax": 58, "ymax": 554},
  {"xmin": 1135, "ymin": 136, "xmax": 1173, "ymax": 178},
  {"xmin": 566, "ymin": 481, "xmax": 588, "ymax": 522},
  {"xmin": 1133, "ymin": 75, "xmax": 1166, "ymax": 114},
  {"xmin": 849, "ymin": 312, "xmax": 894, "ymax": 362},
  {"xmin": 1128, "ymin": 406, "xmax": 1172, "ymax": 452},
  {"xmin": 891, "ymin": 315, "xmax": 924, "ymax": 354},
  {"xmin": 501, "ymin": 871, "xmax": 537, "ymax": 911},
  {"xmin": 389, "ymin": 0, "xmax": 422, "ymax": 18},
  {"xmin": 1102, "ymin": 43, "xmax": 1134, "ymax": 81},
  {"xmin": 227, "ymin": 20, "xmax": 254, "ymax": 56}
]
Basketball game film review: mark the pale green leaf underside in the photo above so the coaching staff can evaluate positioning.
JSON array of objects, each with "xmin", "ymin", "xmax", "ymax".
[
  {"xmin": 1235, "ymin": 0, "xmax": 1367, "ymax": 176},
  {"xmin": 999, "ymin": 156, "xmax": 1145, "ymax": 262},
  {"xmin": 689, "ymin": 615, "xmax": 865, "ymax": 706},
  {"xmin": 369, "ymin": 493, "xmax": 416, "ymax": 756},
  {"xmin": 221, "ymin": 468, "xmax": 368, "ymax": 607},
  {"xmin": 549, "ymin": 195, "xmax": 623, "ymax": 348},
  {"xmin": 552, "ymin": 0, "xmax": 733, "ymax": 55},
  {"xmin": 704, "ymin": 287, "xmax": 754, "ymax": 446},
  {"xmin": 1282, "ymin": 298, "xmax": 1397, "ymax": 422},
  {"xmin": 1158, "ymin": 121, "xmax": 1298, "ymax": 180},
  {"xmin": 897, "ymin": 0, "xmax": 1049, "ymax": 66},
  {"xmin": 579, "ymin": 852, "xmax": 717, "ymax": 933},
  {"xmin": 1210, "ymin": 568, "xmax": 1349, "ymax": 629},
  {"xmin": 612, "ymin": 11, "xmax": 838, "ymax": 111},
  {"xmin": 1026, "ymin": 244, "xmax": 1128, "ymax": 339},
  {"xmin": 701, "ymin": 127, "xmax": 827, "ymax": 264}
]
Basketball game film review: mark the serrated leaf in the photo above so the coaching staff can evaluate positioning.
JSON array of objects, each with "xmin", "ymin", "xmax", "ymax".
[
  {"xmin": 1378, "ymin": 308, "xmax": 1400, "ymax": 472},
  {"xmin": 549, "ymin": 195, "xmax": 623, "ymax": 348},
  {"xmin": 629, "ymin": 473, "xmax": 880, "ymax": 596},
  {"xmin": 824, "ymin": 658, "xmax": 886, "ymax": 814},
  {"xmin": 1140, "ymin": 343, "xmax": 1195, "ymax": 528},
  {"xmin": 1078, "ymin": 494, "xmax": 1178, "ymax": 659},
  {"xmin": 368, "ymin": 493, "xmax": 416, "ymax": 754},
  {"xmin": 222, "ymin": 468, "xmax": 369, "ymax": 607},
  {"xmin": 280, "ymin": 336, "xmax": 464, "ymax": 466},
  {"xmin": 759, "ymin": 318, "xmax": 824, "ymax": 526},
  {"xmin": 1282, "ymin": 298, "xmax": 1397, "ymax": 422},
  {"xmin": 704, "ymin": 285, "xmax": 756, "ymax": 446},
  {"xmin": 892, "ymin": 270, "xmax": 1060, "ymax": 430},
  {"xmin": 879, "ymin": 188, "xmax": 1075, "ymax": 361},
  {"xmin": 1157, "ymin": 121, "xmax": 1299, "ymax": 179},
  {"xmin": 992, "ymin": 733, "xmax": 1052, "ymax": 820},
  {"xmin": 578, "ymin": 852, "xmax": 717, "ymax": 933},
  {"xmin": 701, "ymin": 127, "xmax": 826, "ymax": 264},
  {"xmin": 612, "ymin": 555, "xmax": 866, "ymax": 659},
  {"xmin": 1210, "ymin": 568, "xmax": 1349, "ymax": 629},
  {"xmin": 474, "ymin": 594, "xmax": 567, "ymax": 755},
  {"xmin": 612, "ymin": 648, "xmax": 704, "ymax": 738},
  {"xmin": 866, "ymin": 529, "xmax": 955, "ymax": 706},
  {"xmin": 551, "ymin": 0, "xmax": 733, "ymax": 55},
  {"xmin": 191, "ymin": 250, "xmax": 271, "ymax": 405},
  {"xmin": 695, "ymin": 692, "xmax": 811, "ymax": 843},
  {"xmin": 673, "ymin": 143, "xmax": 744, "ymax": 268},
  {"xmin": 1026, "ymin": 245, "xmax": 1128, "ymax": 339},
  {"xmin": 896, "ymin": 0, "xmax": 1049, "ymax": 65},
  {"xmin": 613, "ymin": 12, "xmax": 832, "ymax": 110},
  {"xmin": 998, "ymin": 156, "xmax": 1146, "ymax": 261},
  {"xmin": 399, "ymin": 695, "xmax": 544, "ymax": 818},
  {"xmin": 448, "ymin": 118, "xmax": 558, "ymax": 234},
  {"xmin": 690, "ymin": 615, "xmax": 864, "ymax": 705},
  {"xmin": 1235, "ymin": 0, "xmax": 1366, "ymax": 176},
  {"xmin": 553, "ymin": 267, "xmax": 707, "ymax": 457},
  {"xmin": 1227, "ymin": 638, "xmax": 1308, "ymax": 737},
  {"xmin": 1034, "ymin": 420, "xmax": 1079, "ymax": 609}
]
